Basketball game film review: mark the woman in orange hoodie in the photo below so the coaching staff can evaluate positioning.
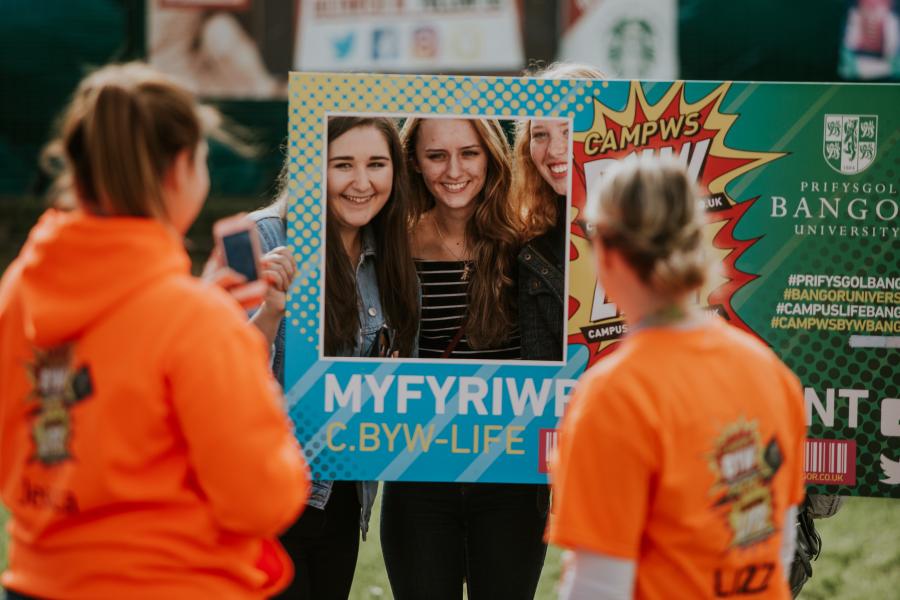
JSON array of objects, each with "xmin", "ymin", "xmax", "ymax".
[{"xmin": 0, "ymin": 62, "xmax": 309, "ymax": 599}]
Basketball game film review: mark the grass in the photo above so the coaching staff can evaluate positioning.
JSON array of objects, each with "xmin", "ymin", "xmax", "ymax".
[
  {"xmin": 347, "ymin": 496, "xmax": 899, "ymax": 600},
  {"xmin": 790, "ymin": 497, "xmax": 900, "ymax": 600},
  {"xmin": 0, "ymin": 497, "xmax": 896, "ymax": 598}
]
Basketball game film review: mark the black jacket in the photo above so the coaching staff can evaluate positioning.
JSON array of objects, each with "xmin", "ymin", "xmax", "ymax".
[{"xmin": 517, "ymin": 197, "xmax": 566, "ymax": 361}]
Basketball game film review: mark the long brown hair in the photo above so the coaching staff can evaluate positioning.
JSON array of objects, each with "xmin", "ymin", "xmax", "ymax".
[
  {"xmin": 401, "ymin": 117, "xmax": 520, "ymax": 349},
  {"xmin": 41, "ymin": 62, "xmax": 218, "ymax": 219},
  {"xmin": 321, "ymin": 117, "xmax": 419, "ymax": 356},
  {"xmin": 512, "ymin": 62, "xmax": 604, "ymax": 240}
]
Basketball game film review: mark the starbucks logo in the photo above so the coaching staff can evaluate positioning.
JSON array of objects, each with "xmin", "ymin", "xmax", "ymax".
[{"xmin": 608, "ymin": 18, "xmax": 656, "ymax": 78}]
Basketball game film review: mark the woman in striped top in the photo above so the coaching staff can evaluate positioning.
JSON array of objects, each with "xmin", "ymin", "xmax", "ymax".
[
  {"xmin": 379, "ymin": 117, "xmax": 550, "ymax": 600},
  {"xmin": 404, "ymin": 117, "xmax": 522, "ymax": 361},
  {"xmin": 414, "ymin": 259, "xmax": 520, "ymax": 359}
]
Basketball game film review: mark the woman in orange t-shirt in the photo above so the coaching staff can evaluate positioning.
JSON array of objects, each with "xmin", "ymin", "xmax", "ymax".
[
  {"xmin": 548, "ymin": 156, "xmax": 807, "ymax": 599},
  {"xmin": 0, "ymin": 63, "xmax": 309, "ymax": 599}
]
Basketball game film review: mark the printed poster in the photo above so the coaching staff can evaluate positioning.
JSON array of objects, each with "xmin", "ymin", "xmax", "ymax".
[
  {"xmin": 559, "ymin": 0, "xmax": 678, "ymax": 79},
  {"xmin": 148, "ymin": 0, "xmax": 295, "ymax": 98},
  {"xmin": 284, "ymin": 73, "xmax": 899, "ymax": 498},
  {"xmin": 294, "ymin": 0, "xmax": 524, "ymax": 72},
  {"xmin": 839, "ymin": 0, "xmax": 900, "ymax": 81}
]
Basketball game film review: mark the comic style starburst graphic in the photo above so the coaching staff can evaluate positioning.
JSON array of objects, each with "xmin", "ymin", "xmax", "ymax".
[{"xmin": 567, "ymin": 82, "xmax": 785, "ymax": 363}]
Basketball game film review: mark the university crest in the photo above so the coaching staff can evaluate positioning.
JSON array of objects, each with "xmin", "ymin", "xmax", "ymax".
[{"xmin": 824, "ymin": 114, "xmax": 877, "ymax": 175}]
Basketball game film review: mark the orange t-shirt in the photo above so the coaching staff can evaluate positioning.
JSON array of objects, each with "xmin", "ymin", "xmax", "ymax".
[
  {"xmin": 548, "ymin": 317, "xmax": 806, "ymax": 599},
  {"xmin": 0, "ymin": 210, "xmax": 309, "ymax": 599}
]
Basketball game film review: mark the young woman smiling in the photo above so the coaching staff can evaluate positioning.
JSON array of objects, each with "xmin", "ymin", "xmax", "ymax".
[
  {"xmin": 250, "ymin": 116, "xmax": 418, "ymax": 599},
  {"xmin": 402, "ymin": 117, "xmax": 520, "ymax": 359},
  {"xmin": 378, "ymin": 117, "xmax": 550, "ymax": 600},
  {"xmin": 512, "ymin": 62, "xmax": 603, "ymax": 362}
]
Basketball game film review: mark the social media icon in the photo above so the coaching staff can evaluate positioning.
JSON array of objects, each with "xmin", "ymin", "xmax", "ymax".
[
  {"xmin": 333, "ymin": 33, "xmax": 355, "ymax": 59},
  {"xmin": 880, "ymin": 454, "xmax": 900, "ymax": 485}
]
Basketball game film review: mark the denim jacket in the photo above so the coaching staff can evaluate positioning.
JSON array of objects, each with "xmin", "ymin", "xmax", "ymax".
[
  {"xmin": 517, "ymin": 196, "xmax": 566, "ymax": 361},
  {"xmin": 250, "ymin": 207, "xmax": 379, "ymax": 540}
]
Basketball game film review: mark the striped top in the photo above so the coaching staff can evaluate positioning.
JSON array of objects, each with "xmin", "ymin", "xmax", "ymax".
[{"xmin": 415, "ymin": 260, "xmax": 521, "ymax": 360}]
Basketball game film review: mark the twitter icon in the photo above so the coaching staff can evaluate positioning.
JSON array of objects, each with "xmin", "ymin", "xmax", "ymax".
[
  {"xmin": 333, "ymin": 33, "xmax": 355, "ymax": 59},
  {"xmin": 880, "ymin": 454, "xmax": 900, "ymax": 485}
]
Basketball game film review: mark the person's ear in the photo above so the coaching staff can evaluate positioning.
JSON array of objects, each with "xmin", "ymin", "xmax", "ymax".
[{"xmin": 164, "ymin": 149, "xmax": 193, "ymax": 195}]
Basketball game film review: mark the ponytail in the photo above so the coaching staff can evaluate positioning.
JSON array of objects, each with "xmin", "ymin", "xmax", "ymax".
[{"xmin": 44, "ymin": 62, "xmax": 207, "ymax": 220}]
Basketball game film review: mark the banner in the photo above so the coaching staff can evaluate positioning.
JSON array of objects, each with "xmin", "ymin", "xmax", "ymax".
[
  {"xmin": 559, "ymin": 0, "xmax": 678, "ymax": 79},
  {"xmin": 294, "ymin": 0, "xmax": 524, "ymax": 72},
  {"xmin": 285, "ymin": 72, "xmax": 899, "ymax": 498},
  {"xmin": 839, "ymin": 0, "xmax": 900, "ymax": 81},
  {"xmin": 148, "ymin": 0, "xmax": 294, "ymax": 98}
]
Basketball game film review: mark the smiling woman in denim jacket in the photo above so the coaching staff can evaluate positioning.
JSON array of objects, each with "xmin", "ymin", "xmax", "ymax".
[
  {"xmin": 513, "ymin": 63, "xmax": 603, "ymax": 362},
  {"xmin": 249, "ymin": 116, "xmax": 419, "ymax": 599}
]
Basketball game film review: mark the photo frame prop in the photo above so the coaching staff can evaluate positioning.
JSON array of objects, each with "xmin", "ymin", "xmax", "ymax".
[{"xmin": 285, "ymin": 72, "xmax": 899, "ymax": 498}]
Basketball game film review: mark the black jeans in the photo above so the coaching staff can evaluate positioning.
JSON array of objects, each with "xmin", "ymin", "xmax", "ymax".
[
  {"xmin": 380, "ymin": 482, "xmax": 550, "ymax": 600},
  {"xmin": 275, "ymin": 481, "xmax": 361, "ymax": 600}
]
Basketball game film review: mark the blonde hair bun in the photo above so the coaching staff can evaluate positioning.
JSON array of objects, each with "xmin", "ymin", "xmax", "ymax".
[{"xmin": 586, "ymin": 155, "xmax": 709, "ymax": 298}]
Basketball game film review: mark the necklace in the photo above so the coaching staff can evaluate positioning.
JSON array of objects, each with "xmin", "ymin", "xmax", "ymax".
[
  {"xmin": 632, "ymin": 304, "xmax": 705, "ymax": 332},
  {"xmin": 433, "ymin": 215, "xmax": 471, "ymax": 281}
]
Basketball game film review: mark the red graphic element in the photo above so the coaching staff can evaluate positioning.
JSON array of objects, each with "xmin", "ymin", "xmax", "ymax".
[
  {"xmin": 566, "ymin": 82, "xmax": 784, "ymax": 365},
  {"xmin": 538, "ymin": 428, "xmax": 559, "ymax": 474},
  {"xmin": 805, "ymin": 438, "xmax": 857, "ymax": 486},
  {"xmin": 706, "ymin": 198, "xmax": 761, "ymax": 334}
]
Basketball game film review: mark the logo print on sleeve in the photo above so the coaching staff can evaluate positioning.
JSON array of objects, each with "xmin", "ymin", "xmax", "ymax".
[{"xmin": 26, "ymin": 346, "xmax": 94, "ymax": 465}]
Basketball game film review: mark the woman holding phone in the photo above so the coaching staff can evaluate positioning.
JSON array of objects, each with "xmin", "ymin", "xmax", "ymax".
[
  {"xmin": 0, "ymin": 62, "xmax": 308, "ymax": 599},
  {"xmin": 512, "ymin": 63, "xmax": 603, "ymax": 361},
  {"xmin": 379, "ymin": 117, "xmax": 548, "ymax": 600},
  {"xmin": 250, "ymin": 115, "xmax": 419, "ymax": 599}
]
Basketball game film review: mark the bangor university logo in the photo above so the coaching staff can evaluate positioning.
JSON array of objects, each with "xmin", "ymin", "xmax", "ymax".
[{"xmin": 824, "ymin": 114, "xmax": 877, "ymax": 175}]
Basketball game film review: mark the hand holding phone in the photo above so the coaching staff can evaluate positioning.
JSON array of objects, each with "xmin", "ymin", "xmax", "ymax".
[
  {"xmin": 211, "ymin": 214, "xmax": 268, "ymax": 309},
  {"xmin": 258, "ymin": 246, "xmax": 296, "ymax": 314}
]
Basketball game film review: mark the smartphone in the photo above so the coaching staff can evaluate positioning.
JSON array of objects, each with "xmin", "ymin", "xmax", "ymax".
[{"xmin": 213, "ymin": 214, "xmax": 267, "ymax": 307}]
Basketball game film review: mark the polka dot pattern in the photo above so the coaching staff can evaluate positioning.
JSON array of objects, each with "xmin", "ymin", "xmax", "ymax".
[{"xmin": 766, "ymin": 232, "xmax": 900, "ymax": 498}]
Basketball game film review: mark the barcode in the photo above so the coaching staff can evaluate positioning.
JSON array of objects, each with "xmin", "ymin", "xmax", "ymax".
[
  {"xmin": 538, "ymin": 428, "xmax": 558, "ymax": 473},
  {"xmin": 804, "ymin": 438, "xmax": 856, "ymax": 485},
  {"xmin": 805, "ymin": 439, "xmax": 849, "ymax": 474}
]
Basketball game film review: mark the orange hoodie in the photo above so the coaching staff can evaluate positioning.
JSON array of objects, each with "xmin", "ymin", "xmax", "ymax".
[{"xmin": 0, "ymin": 210, "xmax": 310, "ymax": 599}]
